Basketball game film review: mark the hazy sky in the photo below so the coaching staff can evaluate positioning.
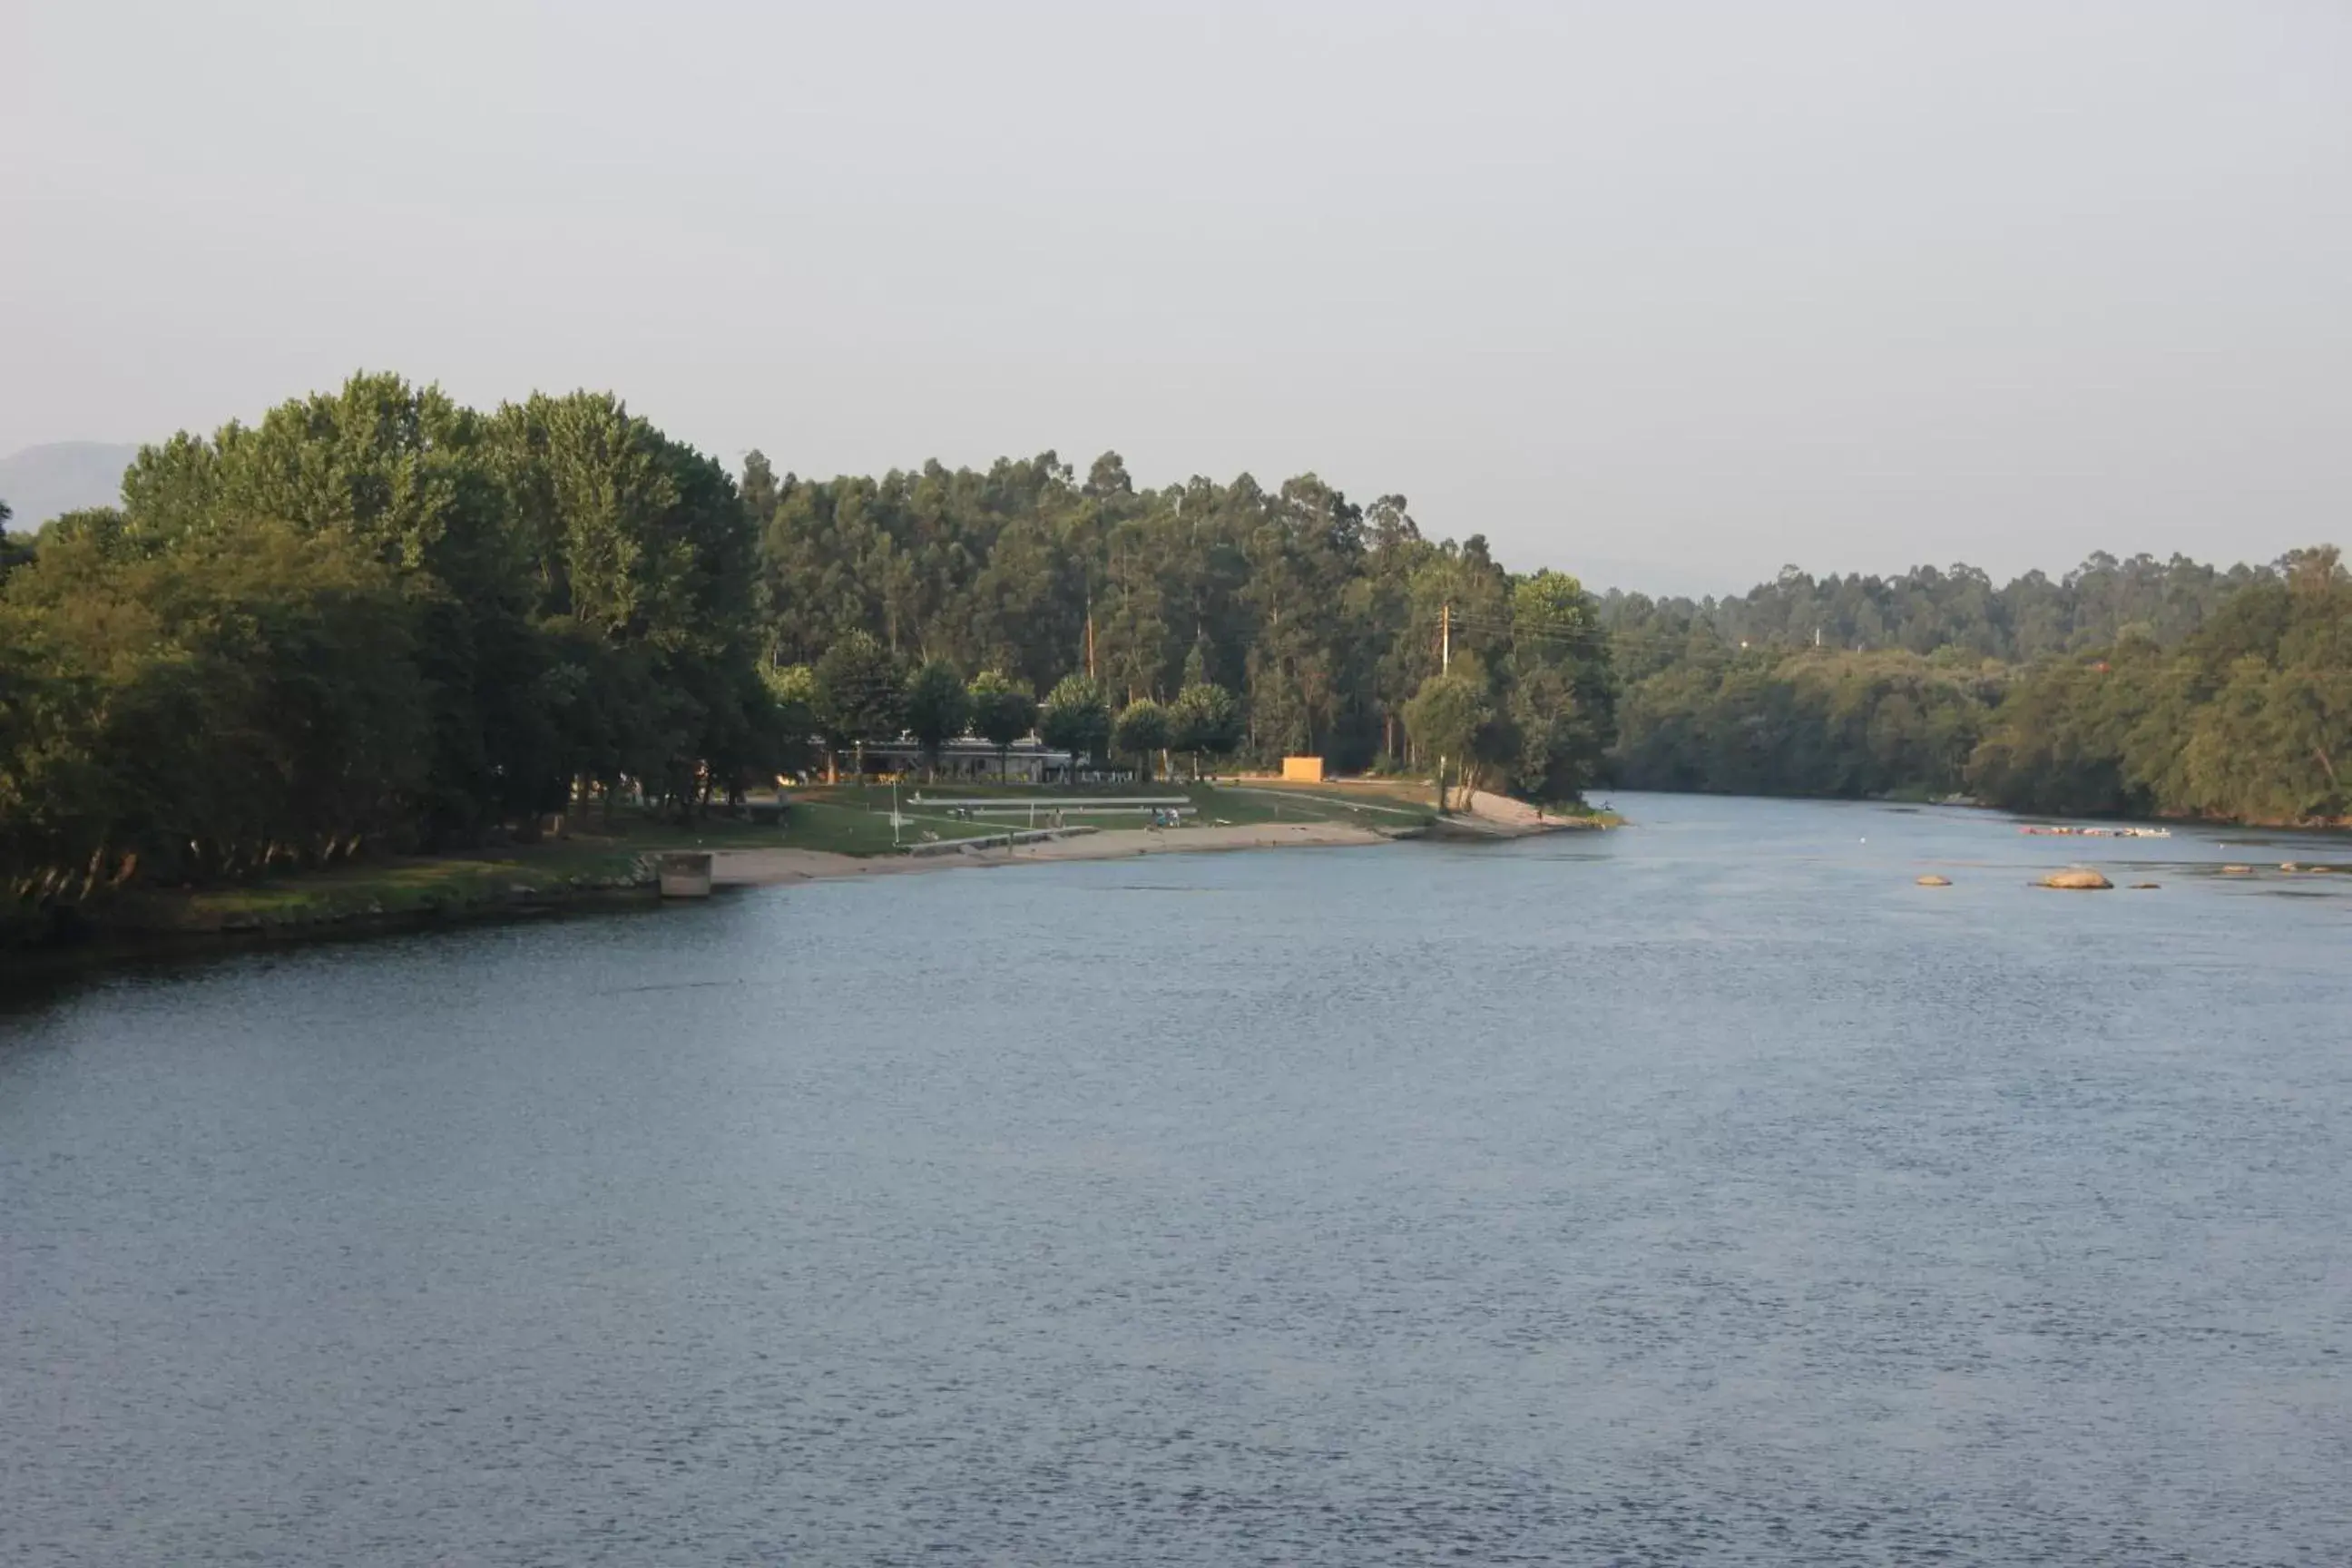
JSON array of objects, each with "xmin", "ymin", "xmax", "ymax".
[{"xmin": 5, "ymin": 0, "xmax": 2347, "ymax": 593}]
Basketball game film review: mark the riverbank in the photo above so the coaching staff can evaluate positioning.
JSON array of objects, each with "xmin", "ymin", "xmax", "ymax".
[
  {"xmin": 2, "ymin": 779, "xmax": 1614, "ymax": 968},
  {"xmin": 709, "ymin": 820, "xmax": 1395, "ymax": 886},
  {"xmin": 15, "ymin": 845, "xmax": 661, "ymax": 944}
]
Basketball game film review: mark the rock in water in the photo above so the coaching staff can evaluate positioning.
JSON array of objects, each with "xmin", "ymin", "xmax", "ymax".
[
  {"xmin": 1916, "ymin": 874, "xmax": 1952, "ymax": 887},
  {"xmin": 2132, "ymin": 882, "xmax": 2162, "ymax": 890},
  {"xmin": 2220, "ymin": 864, "xmax": 2254, "ymax": 876},
  {"xmin": 2039, "ymin": 868, "xmax": 2112, "ymax": 890}
]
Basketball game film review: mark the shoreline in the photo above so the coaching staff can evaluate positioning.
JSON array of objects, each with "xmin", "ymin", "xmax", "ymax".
[
  {"xmin": 709, "ymin": 820, "xmax": 1397, "ymax": 886},
  {"xmin": 0, "ymin": 821, "xmax": 1415, "ymax": 980},
  {"xmin": 4, "ymin": 797, "xmax": 1601, "ymax": 978}
]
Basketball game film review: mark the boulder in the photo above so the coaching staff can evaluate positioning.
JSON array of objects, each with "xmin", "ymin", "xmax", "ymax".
[
  {"xmin": 2038, "ymin": 868, "xmax": 2112, "ymax": 890},
  {"xmin": 1915, "ymin": 874, "xmax": 1952, "ymax": 887},
  {"xmin": 2220, "ymin": 864, "xmax": 2254, "ymax": 876}
]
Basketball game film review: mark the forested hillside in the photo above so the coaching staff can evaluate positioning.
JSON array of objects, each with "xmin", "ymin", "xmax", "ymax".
[
  {"xmin": 1602, "ymin": 553, "xmax": 2266, "ymax": 665},
  {"xmin": 1605, "ymin": 549, "xmax": 2351, "ymax": 822},
  {"xmin": 1970, "ymin": 554, "xmax": 2352, "ymax": 823}
]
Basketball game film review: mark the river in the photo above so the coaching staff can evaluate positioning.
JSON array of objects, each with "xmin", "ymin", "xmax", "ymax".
[{"xmin": 5, "ymin": 793, "xmax": 2348, "ymax": 1564}]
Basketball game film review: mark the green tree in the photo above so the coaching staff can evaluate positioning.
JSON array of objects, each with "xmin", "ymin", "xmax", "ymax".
[
  {"xmin": 760, "ymin": 663, "xmax": 822, "ymax": 779},
  {"xmin": 1168, "ymin": 681, "xmax": 1242, "ymax": 779},
  {"xmin": 1038, "ymin": 673, "xmax": 1112, "ymax": 775},
  {"xmin": 1112, "ymin": 698, "xmax": 1170, "ymax": 780},
  {"xmin": 1404, "ymin": 670, "xmax": 1491, "ymax": 810},
  {"xmin": 1503, "ymin": 569, "xmax": 1613, "ymax": 801},
  {"xmin": 966, "ymin": 669, "xmax": 1034, "ymax": 781},
  {"xmin": 812, "ymin": 631, "xmax": 905, "ymax": 780},
  {"xmin": 903, "ymin": 660, "xmax": 970, "ymax": 779}
]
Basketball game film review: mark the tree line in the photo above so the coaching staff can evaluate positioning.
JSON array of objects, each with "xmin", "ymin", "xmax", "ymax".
[
  {"xmin": 772, "ymin": 634, "xmax": 1247, "ymax": 783},
  {"xmin": 2, "ymin": 375, "xmax": 779, "ymax": 913},
  {"xmin": 743, "ymin": 449, "xmax": 1613, "ymax": 799},
  {"xmin": 1606, "ymin": 547, "xmax": 2351, "ymax": 824},
  {"xmin": 1600, "ymin": 552, "xmax": 2270, "ymax": 669},
  {"xmin": 5, "ymin": 369, "xmax": 2344, "ymax": 933},
  {"xmin": 1, "ymin": 375, "xmax": 1619, "ymax": 924}
]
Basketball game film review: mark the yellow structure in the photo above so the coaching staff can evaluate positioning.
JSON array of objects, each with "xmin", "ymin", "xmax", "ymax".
[{"xmin": 1280, "ymin": 756, "xmax": 1326, "ymax": 782}]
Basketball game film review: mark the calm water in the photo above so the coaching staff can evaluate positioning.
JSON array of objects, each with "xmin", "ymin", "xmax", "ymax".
[{"xmin": 5, "ymin": 794, "xmax": 2350, "ymax": 1565}]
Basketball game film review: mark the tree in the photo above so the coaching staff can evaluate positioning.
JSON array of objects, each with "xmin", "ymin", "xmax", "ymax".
[
  {"xmin": 1112, "ymin": 698, "xmax": 1170, "ymax": 780},
  {"xmin": 1168, "ymin": 681, "xmax": 1242, "ymax": 779},
  {"xmin": 903, "ymin": 660, "xmax": 970, "ymax": 779},
  {"xmin": 1404, "ymin": 670, "xmax": 1491, "ymax": 811},
  {"xmin": 759, "ymin": 663, "xmax": 822, "ymax": 781},
  {"xmin": 1038, "ymin": 673, "xmax": 1112, "ymax": 776},
  {"xmin": 966, "ymin": 669, "xmax": 1034, "ymax": 780},
  {"xmin": 812, "ymin": 631, "xmax": 904, "ymax": 780},
  {"xmin": 1504, "ymin": 569, "xmax": 1613, "ymax": 802}
]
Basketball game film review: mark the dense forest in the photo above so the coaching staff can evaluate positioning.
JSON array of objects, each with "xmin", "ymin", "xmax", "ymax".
[
  {"xmin": 742, "ymin": 450, "xmax": 1612, "ymax": 797},
  {"xmin": 4, "ymin": 370, "xmax": 2347, "ymax": 930},
  {"xmin": 1602, "ymin": 552, "xmax": 2271, "ymax": 666},
  {"xmin": 1603, "ymin": 550, "xmax": 2351, "ymax": 822}
]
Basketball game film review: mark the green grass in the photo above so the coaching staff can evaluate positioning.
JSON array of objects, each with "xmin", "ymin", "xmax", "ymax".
[
  {"xmin": 113, "ymin": 844, "xmax": 652, "ymax": 934},
  {"xmin": 100, "ymin": 803, "xmax": 918, "ymax": 935}
]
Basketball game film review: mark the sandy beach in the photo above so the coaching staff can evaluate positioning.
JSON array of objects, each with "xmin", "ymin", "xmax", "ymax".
[{"xmin": 709, "ymin": 821, "xmax": 1391, "ymax": 887}]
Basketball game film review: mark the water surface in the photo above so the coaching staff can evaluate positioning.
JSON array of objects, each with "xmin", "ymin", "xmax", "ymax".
[{"xmin": 5, "ymin": 794, "xmax": 2349, "ymax": 1563}]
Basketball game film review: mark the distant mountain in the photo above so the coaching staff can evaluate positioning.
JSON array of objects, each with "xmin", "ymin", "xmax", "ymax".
[{"xmin": 0, "ymin": 442, "xmax": 140, "ymax": 531}]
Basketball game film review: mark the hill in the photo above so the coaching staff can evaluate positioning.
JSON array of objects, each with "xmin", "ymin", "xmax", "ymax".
[{"xmin": 0, "ymin": 442, "xmax": 140, "ymax": 530}]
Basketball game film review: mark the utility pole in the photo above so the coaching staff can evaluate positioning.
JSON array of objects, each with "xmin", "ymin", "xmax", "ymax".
[{"xmin": 1436, "ymin": 602, "xmax": 1453, "ymax": 813}]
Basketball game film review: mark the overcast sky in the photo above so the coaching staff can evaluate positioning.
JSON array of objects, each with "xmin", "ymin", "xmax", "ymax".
[{"xmin": 5, "ymin": 0, "xmax": 2346, "ymax": 593}]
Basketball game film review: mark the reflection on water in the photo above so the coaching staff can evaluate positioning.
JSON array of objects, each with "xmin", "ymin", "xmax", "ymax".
[{"xmin": 5, "ymin": 794, "xmax": 2348, "ymax": 1564}]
